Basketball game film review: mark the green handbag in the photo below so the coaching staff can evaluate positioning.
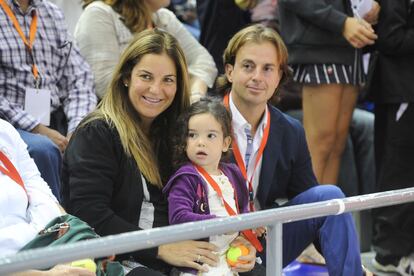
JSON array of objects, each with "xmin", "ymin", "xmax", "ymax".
[{"xmin": 20, "ymin": 214, "xmax": 124, "ymax": 276}]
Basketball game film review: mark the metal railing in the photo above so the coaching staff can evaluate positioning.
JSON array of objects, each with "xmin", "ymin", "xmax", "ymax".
[{"xmin": 1, "ymin": 187, "xmax": 414, "ymax": 275}]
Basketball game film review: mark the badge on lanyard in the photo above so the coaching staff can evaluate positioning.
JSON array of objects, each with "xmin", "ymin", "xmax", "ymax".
[{"xmin": 24, "ymin": 88, "xmax": 51, "ymax": 126}]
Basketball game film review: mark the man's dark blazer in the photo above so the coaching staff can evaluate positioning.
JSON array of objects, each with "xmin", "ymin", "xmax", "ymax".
[{"xmin": 233, "ymin": 104, "xmax": 318, "ymax": 210}]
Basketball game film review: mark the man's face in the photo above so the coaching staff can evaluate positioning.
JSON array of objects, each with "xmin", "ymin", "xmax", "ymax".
[{"xmin": 225, "ymin": 41, "xmax": 282, "ymax": 110}]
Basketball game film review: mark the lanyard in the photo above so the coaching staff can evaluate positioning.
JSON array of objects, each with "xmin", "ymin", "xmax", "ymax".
[
  {"xmin": 0, "ymin": 0, "xmax": 39, "ymax": 87},
  {"xmin": 223, "ymin": 93, "xmax": 271, "ymax": 212},
  {"xmin": 0, "ymin": 150, "xmax": 26, "ymax": 193},
  {"xmin": 195, "ymin": 164, "xmax": 263, "ymax": 252}
]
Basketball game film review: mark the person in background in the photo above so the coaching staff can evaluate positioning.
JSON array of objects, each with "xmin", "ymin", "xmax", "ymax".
[
  {"xmin": 278, "ymin": 0, "xmax": 379, "ymax": 186},
  {"xmin": 213, "ymin": 24, "xmax": 365, "ymax": 276},
  {"xmin": 274, "ymin": 81, "xmax": 375, "ymax": 198},
  {"xmin": 0, "ymin": 118, "xmax": 94, "ymax": 276},
  {"xmin": 0, "ymin": 0, "xmax": 97, "ymax": 200},
  {"xmin": 75, "ymin": 0, "xmax": 217, "ymax": 103},
  {"xmin": 62, "ymin": 29, "xmax": 221, "ymax": 276},
  {"xmin": 196, "ymin": 0, "xmax": 252, "ymax": 75},
  {"xmin": 370, "ymin": 0, "xmax": 414, "ymax": 275},
  {"xmin": 48, "ymin": 0, "xmax": 83, "ymax": 36},
  {"xmin": 167, "ymin": 0, "xmax": 200, "ymax": 40},
  {"xmin": 250, "ymin": 0, "xmax": 279, "ymax": 30}
]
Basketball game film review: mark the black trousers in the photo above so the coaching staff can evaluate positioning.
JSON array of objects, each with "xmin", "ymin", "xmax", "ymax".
[{"xmin": 372, "ymin": 103, "xmax": 414, "ymax": 257}]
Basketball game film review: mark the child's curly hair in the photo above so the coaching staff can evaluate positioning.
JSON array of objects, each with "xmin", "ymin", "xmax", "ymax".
[{"xmin": 172, "ymin": 97, "xmax": 233, "ymax": 170}]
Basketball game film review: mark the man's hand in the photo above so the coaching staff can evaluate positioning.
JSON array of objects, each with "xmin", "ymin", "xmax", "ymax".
[
  {"xmin": 253, "ymin": 226, "xmax": 267, "ymax": 238},
  {"xmin": 32, "ymin": 124, "xmax": 69, "ymax": 153}
]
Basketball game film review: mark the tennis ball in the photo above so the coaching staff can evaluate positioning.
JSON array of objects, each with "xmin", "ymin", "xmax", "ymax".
[
  {"xmin": 226, "ymin": 245, "xmax": 249, "ymax": 267},
  {"xmin": 235, "ymin": 0, "xmax": 250, "ymax": 10},
  {"xmin": 70, "ymin": 258, "xmax": 97, "ymax": 272}
]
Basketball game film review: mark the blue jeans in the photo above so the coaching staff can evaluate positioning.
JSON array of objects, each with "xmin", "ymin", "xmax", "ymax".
[
  {"xmin": 260, "ymin": 185, "xmax": 362, "ymax": 276},
  {"xmin": 17, "ymin": 130, "xmax": 62, "ymax": 201}
]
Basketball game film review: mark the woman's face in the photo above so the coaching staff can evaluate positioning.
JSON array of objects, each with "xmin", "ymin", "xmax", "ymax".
[
  {"xmin": 126, "ymin": 53, "xmax": 177, "ymax": 127},
  {"xmin": 145, "ymin": 0, "xmax": 171, "ymax": 12}
]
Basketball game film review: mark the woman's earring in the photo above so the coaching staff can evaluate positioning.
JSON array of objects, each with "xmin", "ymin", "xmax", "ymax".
[{"xmin": 124, "ymin": 82, "xmax": 128, "ymax": 87}]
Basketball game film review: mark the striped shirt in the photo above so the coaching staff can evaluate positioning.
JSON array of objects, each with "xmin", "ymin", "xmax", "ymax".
[{"xmin": 0, "ymin": 0, "xmax": 97, "ymax": 133}]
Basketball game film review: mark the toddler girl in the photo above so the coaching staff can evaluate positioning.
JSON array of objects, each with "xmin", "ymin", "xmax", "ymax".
[{"xmin": 164, "ymin": 98, "xmax": 261, "ymax": 276}]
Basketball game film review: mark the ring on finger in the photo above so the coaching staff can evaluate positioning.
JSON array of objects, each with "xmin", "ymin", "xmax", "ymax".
[{"xmin": 196, "ymin": 254, "xmax": 201, "ymax": 263}]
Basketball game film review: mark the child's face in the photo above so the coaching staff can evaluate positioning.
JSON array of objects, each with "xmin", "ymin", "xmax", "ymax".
[{"xmin": 186, "ymin": 113, "xmax": 231, "ymax": 175}]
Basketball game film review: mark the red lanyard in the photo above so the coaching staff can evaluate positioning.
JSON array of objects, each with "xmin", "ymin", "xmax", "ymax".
[
  {"xmin": 223, "ymin": 93, "xmax": 271, "ymax": 212},
  {"xmin": 195, "ymin": 164, "xmax": 263, "ymax": 252},
  {"xmin": 0, "ymin": 150, "xmax": 26, "ymax": 193},
  {"xmin": 0, "ymin": 0, "xmax": 39, "ymax": 85}
]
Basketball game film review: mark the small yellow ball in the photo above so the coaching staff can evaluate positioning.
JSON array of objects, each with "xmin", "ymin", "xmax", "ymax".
[
  {"xmin": 70, "ymin": 258, "xmax": 97, "ymax": 272},
  {"xmin": 235, "ymin": 0, "xmax": 250, "ymax": 10},
  {"xmin": 226, "ymin": 245, "xmax": 249, "ymax": 267}
]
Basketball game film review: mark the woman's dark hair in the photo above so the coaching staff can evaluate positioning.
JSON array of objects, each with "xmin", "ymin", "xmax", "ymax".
[{"xmin": 172, "ymin": 97, "xmax": 232, "ymax": 170}]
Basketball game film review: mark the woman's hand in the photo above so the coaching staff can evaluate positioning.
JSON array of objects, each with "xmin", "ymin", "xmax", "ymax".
[
  {"xmin": 157, "ymin": 240, "xmax": 219, "ymax": 272},
  {"xmin": 343, "ymin": 17, "xmax": 377, "ymax": 48},
  {"xmin": 189, "ymin": 77, "xmax": 208, "ymax": 104},
  {"xmin": 230, "ymin": 236, "xmax": 257, "ymax": 273},
  {"xmin": 363, "ymin": 1, "xmax": 380, "ymax": 25}
]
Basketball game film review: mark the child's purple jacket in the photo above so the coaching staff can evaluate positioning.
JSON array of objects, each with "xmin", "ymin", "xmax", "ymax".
[{"xmin": 163, "ymin": 162, "xmax": 249, "ymax": 225}]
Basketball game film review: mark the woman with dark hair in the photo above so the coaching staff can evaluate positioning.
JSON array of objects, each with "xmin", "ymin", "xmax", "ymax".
[
  {"xmin": 62, "ymin": 29, "xmax": 218, "ymax": 276},
  {"xmin": 75, "ymin": 0, "xmax": 217, "ymax": 102}
]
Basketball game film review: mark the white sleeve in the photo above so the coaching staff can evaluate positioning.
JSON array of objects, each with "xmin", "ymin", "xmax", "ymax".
[
  {"xmin": 155, "ymin": 9, "xmax": 218, "ymax": 88},
  {"xmin": 0, "ymin": 120, "xmax": 61, "ymax": 256},
  {"xmin": 14, "ymin": 128, "xmax": 62, "ymax": 232},
  {"xmin": 75, "ymin": 3, "xmax": 122, "ymax": 99}
]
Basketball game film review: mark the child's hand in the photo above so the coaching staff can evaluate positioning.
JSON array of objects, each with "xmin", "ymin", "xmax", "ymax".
[
  {"xmin": 230, "ymin": 236, "xmax": 256, "ymax": 273},
  {"xmin": 253, "ymin": 226, "xmax": 266, "ymax": 237}
]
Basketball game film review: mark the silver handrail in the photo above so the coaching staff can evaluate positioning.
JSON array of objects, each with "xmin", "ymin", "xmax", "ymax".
[{"xmin": 1, "ymin": 187, "xmax": 414, "ymax": 275}]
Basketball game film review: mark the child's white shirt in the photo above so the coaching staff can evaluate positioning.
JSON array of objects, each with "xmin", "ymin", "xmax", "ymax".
[{"xmin": 181, "ymin": 172, "xmax": 238, "ymax": 276}]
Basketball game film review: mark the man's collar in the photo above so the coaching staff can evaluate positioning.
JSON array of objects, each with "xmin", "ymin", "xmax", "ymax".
[
  {"xmin": 229, "ymin": 93, "xmax": 249, "ymax": 132},
  {"xmin": 228, "ymin": 91, "xmax": 269, "ymax": 134}
]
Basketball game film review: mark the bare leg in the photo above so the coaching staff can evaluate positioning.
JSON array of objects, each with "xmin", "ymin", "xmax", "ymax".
[
  {"xmin": 302, "ymin": 84, "xmax": 343, "ymax": 182},
  {"xmin": 322, "ymin": 84, "xmax": 358, "ymax": 184}
]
